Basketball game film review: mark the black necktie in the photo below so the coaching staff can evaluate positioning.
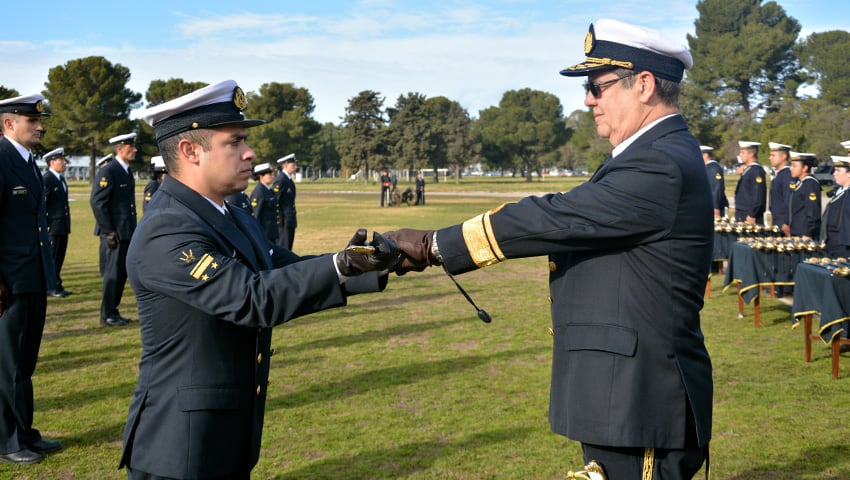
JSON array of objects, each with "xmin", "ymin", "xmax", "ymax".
[{"xmin": 27, "ymin": 154, "xmax": 38, "ymax": 178}]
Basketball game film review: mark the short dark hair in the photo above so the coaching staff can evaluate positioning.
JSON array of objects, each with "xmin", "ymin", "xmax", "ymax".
[{"xmin": 159, "ymin": 129, "xmax": 212, "ymax": 175}]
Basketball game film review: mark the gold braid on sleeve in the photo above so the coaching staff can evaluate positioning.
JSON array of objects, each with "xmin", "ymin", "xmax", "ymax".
[{"xmin": 461, "ymin": 212, "xmax": 506, "ymax": 268}]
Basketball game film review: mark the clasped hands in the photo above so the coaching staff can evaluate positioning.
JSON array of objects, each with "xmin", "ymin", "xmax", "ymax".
[{"xmin": 335, "ymin": 228, "xmax": 439, "ymax": 276}]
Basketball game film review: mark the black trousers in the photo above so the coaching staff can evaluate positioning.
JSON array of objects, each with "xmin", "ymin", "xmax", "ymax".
[
  {"xmin": 49, "ymin": 234, "xmax": 69, "ymax": 290},
  {"xmin": 127, "ymin": 467, "xmax": 249, "ymax": 480},
  {"xmin": 100, "ymin": 237, "xmax": 129, "ymax": 319},
  {"xmin": 581, "ymin": 442, "xmax": 707, "ymax": 480},
  {"xmin": 278, "ymin": 221, "xmax": 296, "ymax": 251},
  {"xmin": 0, "ymin": 293, "xmax": 46, "ymax": 453}
]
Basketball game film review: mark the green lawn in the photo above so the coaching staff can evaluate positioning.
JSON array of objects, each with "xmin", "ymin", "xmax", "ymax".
[{"xmin": 2, "ymin": 176, "xmax": 849, "ymax": 479}]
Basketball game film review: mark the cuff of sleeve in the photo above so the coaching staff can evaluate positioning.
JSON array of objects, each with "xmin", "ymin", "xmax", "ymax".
[{"xmin": 331, "ymin": 253, "xmax": 349, "ymax": 284}]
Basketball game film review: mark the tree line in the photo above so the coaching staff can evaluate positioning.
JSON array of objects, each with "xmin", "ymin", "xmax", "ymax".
[{"xmin": 3, "ymin": 0, "xmax": 848, "ymax": 183}]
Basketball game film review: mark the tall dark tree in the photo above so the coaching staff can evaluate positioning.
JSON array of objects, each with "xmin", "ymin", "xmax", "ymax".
[
  {"xmin": 687, "ymin": 0, "xmax": 800, "ymax": 116},
  {"xmin": 387, "ymin": 92, "xmax": 430, "ymax": 175},
  {"xmin": 560, "ymin": 108, "xmax": 607, "ymax": 174},
  {"xmin": 0, "ymin": 86, "xmax": 20, "ymax": 100},
  {"xmin": 796, "ymin": 30, "xmax": 850, "ymax": 108},
  {"xmin": 339, "ymin": 90, "xmax": 387, "ymax": 184},
  {"xmin": 146, "ymin": 79, "xmax": 209, "ymax": 107},
  {"xmin": 307, "ymin": 122, "xmax": 343, "ymax": 178},
  {"xmin": 425, "ymin": 96, "xmax": 476, "ymax": 183},
  {"xmin": 43, "ymin": 56, "xmax": 142, "ymax": 182},
  {"xmin": 477, "ymin": 88, "xmax": 568, "ymax": 182},
  {"xmin": 245, "ymin": 82, "xmax": 321, "ymax": 169}
]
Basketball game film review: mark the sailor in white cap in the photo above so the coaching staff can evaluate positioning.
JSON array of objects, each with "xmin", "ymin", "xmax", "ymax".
[
  {"xmin": 89, "ymin": 131, "xmax": 138, "ymax": 327},
  {"xmin": 0, "ymin": 93, "xmax": 64, "ymax": 464},
  {"xmin": 700, "ymin": 145, "xmax": 728, "ymax": 217},
  {"xmin": 788, "ymin": 152, "xmax": 821, "ymax": 239},
  {"xmin": 96, "ymin": 153, "xmax": 113, "ymax": 168},
  {"xmin": 142, "ymin": 156, "xmax": 167, "ymax": 213},
  {"xmin": 385, "ymin": 19, "xmax": 712, "ymax": 479},
  {"xmin": 768, "ymin": 142, "xmax": 794, "ymax": 234},
  {"xmin": 120, "ymin": 80, "xmax": 396, "ymax": 480},
  {"xmin": 734, "ymin": 140, "xmax": 767, "ymax": 224},
  {"xmin": 249, "ymin": 162, "xmax": 279, "ymax": 243},
  {"xmin": 822, "ymin": 156, "xmax": 850, "ymax": 257},
  {"xmin": 43, "ymin": 147, "xmax": 73, "ymax": 298},
  {"xmin": 273, "ymin": 153, "xmax": 298, "ymax": 249}
]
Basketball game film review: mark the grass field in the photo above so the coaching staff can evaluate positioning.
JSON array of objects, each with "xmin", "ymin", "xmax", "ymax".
[{"xmin": 2, "ymin": 175, "xmax": 850, "ymax": 479}]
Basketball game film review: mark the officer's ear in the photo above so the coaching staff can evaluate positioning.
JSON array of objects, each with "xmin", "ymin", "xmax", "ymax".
[{"xmin": 178, "ymin": 138, "xmax": 201, "ymax": 165}]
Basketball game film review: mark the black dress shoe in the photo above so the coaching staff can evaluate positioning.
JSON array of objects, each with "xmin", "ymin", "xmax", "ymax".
[
  {"xmin": 29, "ymin": 439, "xmax": 63, "ymax": 454},
  {"xmin": 0, "ymin": 448, "xmax": 43, "ymax": 464},
  {"xmin": 101, "ymin": 317, "xmax": 127, "ymax": 327},
  {"xmin": 118, "ymin": 315, "xmax": 133, "ymax": 324}
]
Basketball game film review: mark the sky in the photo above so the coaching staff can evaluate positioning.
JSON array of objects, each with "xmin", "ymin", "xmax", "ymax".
[{"xmin": 2, "ymin": 0, "xmax": 847, "ymax": 125}]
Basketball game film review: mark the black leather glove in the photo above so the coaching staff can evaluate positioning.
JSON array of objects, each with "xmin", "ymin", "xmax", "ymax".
[
  {"xmin": 0, "ymin": 282, "xmax": 9, "ymax": 317},
  {"xmin": 381, "ymin": 229, "xmax": 439, "ymax": 275},
  {"xmin": 106, "ymin": 231, "xmax": 120, "ymax": 249},
  {"xmin": 335, "ymin": 229, "xmax": 400, "ymax": 276}
]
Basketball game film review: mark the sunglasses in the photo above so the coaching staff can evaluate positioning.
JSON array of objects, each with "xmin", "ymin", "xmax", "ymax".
[{"xmin": 583, "ymin": 73, "xmax": 636, "ymax": 98}]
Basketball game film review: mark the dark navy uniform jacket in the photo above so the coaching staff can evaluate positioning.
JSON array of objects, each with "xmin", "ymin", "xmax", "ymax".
[
  {"xmin": 734, "ymin": 163, "xmax": 767, "ymax": 223},
  {"xmin": 435, "ymin": 116, "xmax": 713, "ymax": 449},
  {"xmin": 789, "ymin": 176, "xmax": 822, "ymax": 239},
  {"xmin": 142, "ymin": 180, "xmax": 159, "ymax": 212},
  {"xmin": 769, "ymin": 166, "xmax": 793, "ymax": 228},
  {"xmin": 250, "ymin": 182, "xmax": 279, "ymax": 243},
  {"xmin": 225, "ymin": 191, "xmax": 253, "ymax": 214},
  {"xmin": 0, "ymin": 138, "xmax": 55, "ymax": 294},
  {"xmin": 273, "ymin": 172, "xmax": 297, "ymax": 228},
  {"xmin": 90, "ymin": 160, "xmax": 137, "ymax": 240},
  {"xmin": 822, "ymin": 187, "xmax": 850, "ymax": 257},
  {"xmin": 43, "ymin": 170, "xmax": 71, "ymax": 236},
  {"xmin": 704, "ymin": 160, "xmax": 728, "ymax": 212},
  {"xmin": 119, "ymin": 176, "xmax": 383, "ymax": 478}
]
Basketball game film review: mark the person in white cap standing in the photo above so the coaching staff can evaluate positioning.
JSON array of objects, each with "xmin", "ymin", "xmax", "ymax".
[
  {"xmin": 43, "ymin": 147, "xmax": 73, "ymax": 298},
  {"xmin": 273, "ymin": 153, "xmax": 298, "ymax": 250},
  {"xmin": 822, "ymin": 156, "xmax": 850, "ymax": 257},
  {"xmin": 701, "ymin": 145, "xmax": 727, "ymax": 217},
  {"xmin": 788, "ymin": 152, "xmax": 822, "ymax": 239},
  {"xmin": 119, "ymin": 80, "xmax": 397, "ymax": 480},
  {"xmin": 142, "ymin": 155, "xmax": 167, "ymax": 213},
  {"xmin": 733, "ymin": 140, "xmax": 767, "ymax": 224},
  {"xmin": 768, "ymin": 142, "xmax": 794, "ymax": 234},
  {"xmin": 0, "ymin": 94, "xmax": 63, "ymax": 464},
  {"xmin": 384, "ymin": 18, "xmax": 712, "ymax": 479},
  {"xmin": 249, "ymin": 162, "xmax": 279, "ymax": 243},
  {"xmin": 90, "ymin": 132, "xmax": 138, "ymax": 327}
]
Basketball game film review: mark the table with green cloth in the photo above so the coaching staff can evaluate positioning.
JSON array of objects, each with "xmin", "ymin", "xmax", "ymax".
[
  {"xmin": 791, "ymin": 261, "xmax": 850, "ymax": 343},
  {"xmin": 723, "ymin": 240, "xmax": 822, "ymax": 326},
  {"xmin": 790, "ymin": 261, "xmax": 850, "ymax": 378}
]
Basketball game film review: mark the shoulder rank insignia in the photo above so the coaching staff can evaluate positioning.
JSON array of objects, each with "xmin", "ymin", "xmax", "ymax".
[
  {"xmin": 190, "ymin": 252, "xmax": 219, "ymax": 281},
  {"xmin": 99, "ymin": 177, "xmax": 108, "ymax": 187},
  {"xmin": 755, "ymin": 176, "xmax": 763, "ymax": 183},
  {"xmin": 809, "ymin": 192, "xmax": 817, "ymax": 201}
]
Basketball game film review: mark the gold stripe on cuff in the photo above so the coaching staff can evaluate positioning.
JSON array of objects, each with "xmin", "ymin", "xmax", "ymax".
[{"xmin": 462, "ymin": 213, "xmax": 506, "ymax": 268}]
